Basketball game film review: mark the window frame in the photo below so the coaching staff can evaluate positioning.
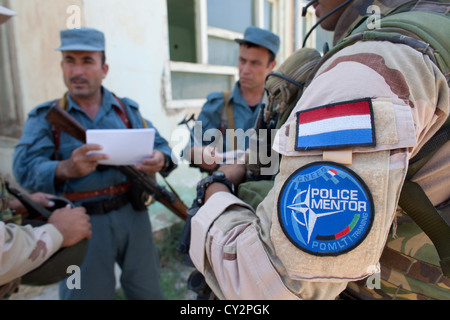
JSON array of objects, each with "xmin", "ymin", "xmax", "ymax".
[{"xmin": 164, "ymin": 0, "xmax": 280, "ymax": 109}]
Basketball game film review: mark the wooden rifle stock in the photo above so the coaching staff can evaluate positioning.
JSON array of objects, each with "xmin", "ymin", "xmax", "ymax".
[
  {"xmin": 45, "ymin": 104, "xmax": 87, "ymax": 144},
  {"xmin": 45, "ymin": 104, "xmax": 188, "ymax": 221}
]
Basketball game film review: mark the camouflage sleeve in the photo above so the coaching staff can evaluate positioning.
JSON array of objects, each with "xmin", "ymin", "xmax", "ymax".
[
  {"xmin": 269, "ymin": 41, "xmax": 447, "ymax": 290},
  {"xmin": 0, "ymin": 222, "xmax": 63, "ymax": 286},
  {"xmin": 190, "ymin": 40, "xmax": 449, "ymax": 300},
  {"xmin": 275, "ymin": 40, "xmax": 449, "ymax": 158},
  {"xmin": 190, "ymin": 191, "xmax": 348, "ymax": 300},
  {"xmin": 190, "ymin": 191, "xmax": 301, "ymax": 300}
]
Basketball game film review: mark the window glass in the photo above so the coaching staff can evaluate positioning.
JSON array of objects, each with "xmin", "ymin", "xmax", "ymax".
[
  {"xmin": 264, "ymin": 1, "xmax": 272, "ymax": 30},
  {"xmin": 207, "ymin": 0, "xmax": 253, "ymax": 33},
  {"xmin": 171, "ymin": 72, "xmax": 232, "ymax": 100},
  {"xmin": 167, "ymin": 0, "xmax": 197, "ymax": 62},
  {"xmin": 208, "ymin": 37, "xmax": 239, "ymax": 67}
]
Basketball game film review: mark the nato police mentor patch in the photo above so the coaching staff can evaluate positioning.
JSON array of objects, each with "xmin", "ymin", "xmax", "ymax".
[{"xmin": 277, "ymin": 162, "xmax": 374, "ymax": 256}]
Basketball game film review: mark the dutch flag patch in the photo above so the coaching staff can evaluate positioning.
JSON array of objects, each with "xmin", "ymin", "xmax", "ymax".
[{"xmin": 295, "ymin": 98, "xmax": 376, "ymax": 151}]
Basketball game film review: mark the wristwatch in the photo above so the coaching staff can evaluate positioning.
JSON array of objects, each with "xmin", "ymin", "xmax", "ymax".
[{"xmin": 195, "ymin": 171, "xmax": 235, "ymax": 206}]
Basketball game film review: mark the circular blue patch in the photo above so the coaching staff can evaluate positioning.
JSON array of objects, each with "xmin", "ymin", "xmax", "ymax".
[{"xmin": 277, "ymin": 162, "xmax": 374, "ymax": 256}]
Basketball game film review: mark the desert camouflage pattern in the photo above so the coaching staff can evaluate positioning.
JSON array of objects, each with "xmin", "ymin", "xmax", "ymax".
[
  {"xmin": 0, "ymin": 175, "xmax": 63, "ymax": 298},
  {"xmin": 190, "ymin": 0, "xmax": 449, "ymax": 300},
  {"xmin": 0, "ymin": 176, "xmax": 21, "ymax": 299},
  {"xmin": 0, "ymin": 176, "xmax": 22, "ymax": 225},
  {"xmin": 333, "ymin": 0, "xmax": 443, "ymax": 44},
  {"xmin": 1, "ymin": 176, "xmax": 13, "ymax": 223},
  {"xmin": 333, "ymin": 0, "xmax": 450, "ymax": 300},
  {"xmin": 346, "ymin": 206, "xmax": 450, "ymax": 300}
]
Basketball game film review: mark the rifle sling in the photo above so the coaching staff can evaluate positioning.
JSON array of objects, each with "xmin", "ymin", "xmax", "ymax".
[
  {"xmin": 401, "ymin": 115, "xmax": 450, "ymax": 277},
  {"xmin": 222, "ymin": 91, "xmax": 237, "ymax": 150}
]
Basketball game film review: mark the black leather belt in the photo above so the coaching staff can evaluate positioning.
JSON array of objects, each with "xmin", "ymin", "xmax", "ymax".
[{"xmin": 81, "ymin": 193, "xmax": 129, "ymax": 215}]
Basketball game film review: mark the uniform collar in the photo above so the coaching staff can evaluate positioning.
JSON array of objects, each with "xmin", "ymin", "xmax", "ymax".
[
  {"xmin": 233, "ymin": 81, "xmax": 262, "ymax": 109},
  {"xmin": 66, "ymin": 86, "xmax": 122, "ymax": 113}
]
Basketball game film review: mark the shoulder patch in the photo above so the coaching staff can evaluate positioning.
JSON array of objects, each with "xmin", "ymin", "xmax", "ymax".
[
  {"xmin": 295, "ymin": 98, "xmax": 376, "ymax": 151},
  {"xmin": 277, "ymin": 161, "xmax": 374, "ymax": 256}
]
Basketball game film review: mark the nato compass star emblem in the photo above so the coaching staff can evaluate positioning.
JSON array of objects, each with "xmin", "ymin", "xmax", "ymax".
[
  {"xmin": 277, "ymin": 162, "xmax": 374, "ymax": 256},
  {"xmin": 287, "ymin": 184, "xmax": 344, "ymax": 245}
]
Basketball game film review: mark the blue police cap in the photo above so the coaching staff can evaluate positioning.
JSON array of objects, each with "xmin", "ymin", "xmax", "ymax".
[
  {"xmin": 235, "ymin": 26, "xmax": 280, "ymax": 56},
  {"xmin": 56, "ymin": 27, "xmax": 105, "ymax": 52}
]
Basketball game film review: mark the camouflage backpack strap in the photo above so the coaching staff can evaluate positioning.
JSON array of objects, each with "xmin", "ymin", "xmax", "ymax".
[
  {"xmin": 399, "ymin": 115, "xmax": 450, "ymax": 278},
  {"xmin": 308, "ymin": 1, "xmax": 450, "ymax": 86},
  {"xmin": 350, "ymin": 2, "xmax": 450, "ymax": 83}
]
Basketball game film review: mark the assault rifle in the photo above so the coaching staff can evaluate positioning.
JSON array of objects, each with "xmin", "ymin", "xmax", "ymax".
[{"xmin": 45, "ymin": 104, "xmax": 188, "ymax": 221}]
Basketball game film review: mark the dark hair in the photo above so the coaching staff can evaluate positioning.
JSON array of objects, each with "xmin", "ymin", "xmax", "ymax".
[
  {"xmin": 241, "ymin": 42, "xmax": 275, "ymax": 66},
  {"xmin": 101, "ymin": 51, "xmax": 106, "ymax": 66}
]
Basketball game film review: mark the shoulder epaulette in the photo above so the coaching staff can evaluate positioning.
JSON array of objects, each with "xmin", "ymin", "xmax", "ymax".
[
  {"xmin": 206, "ymin": 91, "xmax": 224, "ymax": 102},
  {"xmin": 29, "ymin": 100, "xmax": 55, "ymax": 116},
  {"xmin": 119, "ymin": 97, "xmax": 140, "ymax": 110}
]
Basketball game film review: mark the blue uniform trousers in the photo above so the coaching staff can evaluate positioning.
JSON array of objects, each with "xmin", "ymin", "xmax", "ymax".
[{"xmin": 59, "ymin": 203, "xmax": 163, "ymax": 300}]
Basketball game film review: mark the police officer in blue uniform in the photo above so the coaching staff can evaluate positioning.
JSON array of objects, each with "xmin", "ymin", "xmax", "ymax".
[
  {"xmin": 13, "ymin": 27, "xmax": 175, "ymax": 300},
  {"xmin": 188, "ymin": 26, "xmax": 280, "ymax": 172}
]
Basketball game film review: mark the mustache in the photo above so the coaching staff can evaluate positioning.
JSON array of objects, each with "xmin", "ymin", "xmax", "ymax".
[{"xmin": 69, "ymin": 76, "xmax": 89, "ymax": 84}]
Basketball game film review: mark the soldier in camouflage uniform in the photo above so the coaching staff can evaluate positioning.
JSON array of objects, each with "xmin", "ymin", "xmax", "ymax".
[
  {"xmin": 0, "ymin": 6, "xmax": 92, "ymax": 299},
  {"xmin": 188, "ymin": 0, "xmax": 449, "ymax": 299}
]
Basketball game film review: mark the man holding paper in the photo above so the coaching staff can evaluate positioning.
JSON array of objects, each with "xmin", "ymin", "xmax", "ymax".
[{"xmin": 13, "ymin": 27, "xmax": 175, "ymax": 300}]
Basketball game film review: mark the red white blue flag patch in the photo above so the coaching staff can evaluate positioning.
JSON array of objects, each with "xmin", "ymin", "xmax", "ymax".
[{"xmin": 295, "ymin": 98, "xmax": 376, "ymax": 151}]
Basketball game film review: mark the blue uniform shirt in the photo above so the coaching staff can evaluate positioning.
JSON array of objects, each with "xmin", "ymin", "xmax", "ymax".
[
  {"xmin": 13, "ymin": 87, "xmax": 173, "ymax": 198},
  {"xmin": 192, "ymin": 81, "xmax": 261, "ymax": 152}
]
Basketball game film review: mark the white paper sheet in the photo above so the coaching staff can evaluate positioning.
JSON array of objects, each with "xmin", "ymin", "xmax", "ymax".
[{"xmin": 86, "ymin": 128, "xmax": 155, "ymax": 166}]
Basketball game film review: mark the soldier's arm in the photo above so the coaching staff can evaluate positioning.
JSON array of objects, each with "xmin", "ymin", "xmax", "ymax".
[
  {"xmin": 0, "ymin": 222, "xmax": 63, "ymax": 286},
  {"xmin": 189, "ymin": 41, "xmax": 448, "ymax": 300}
]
